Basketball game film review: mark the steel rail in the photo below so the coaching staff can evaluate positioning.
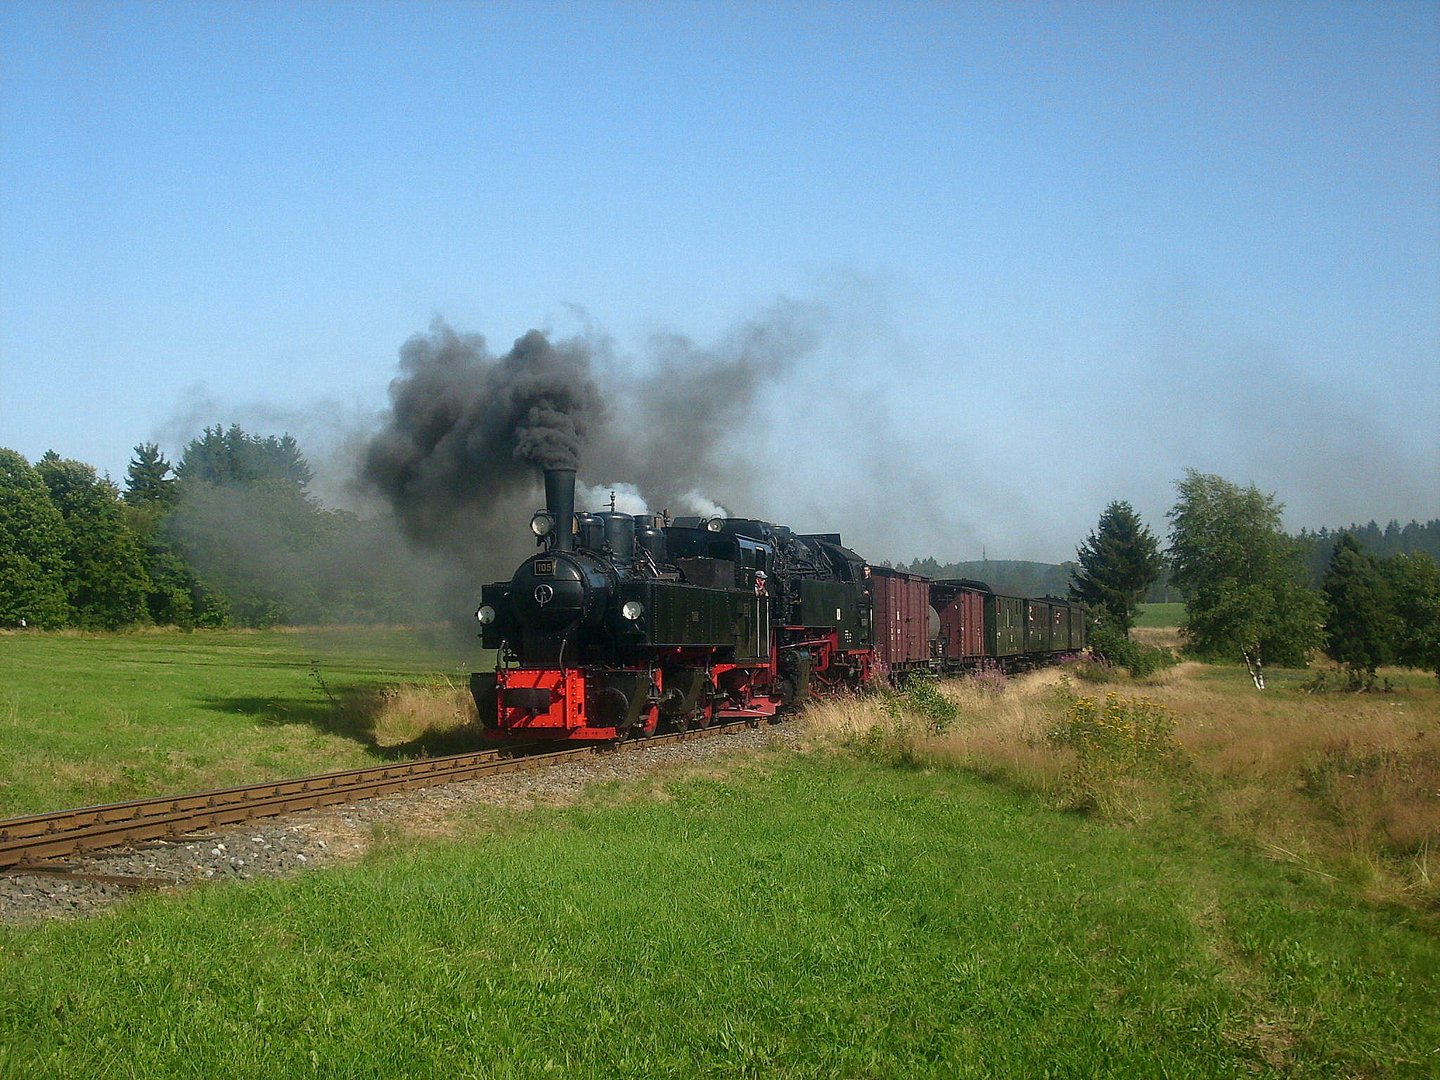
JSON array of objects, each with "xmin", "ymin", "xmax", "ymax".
[{"xmin": 0, "ymin": 718, "xmax": 759, "ymax": 869}]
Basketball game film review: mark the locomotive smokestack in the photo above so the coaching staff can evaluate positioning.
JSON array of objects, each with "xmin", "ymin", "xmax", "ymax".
[{"xmin": 544, "ymin": 467, "xmax": 577, "ymax": 551}]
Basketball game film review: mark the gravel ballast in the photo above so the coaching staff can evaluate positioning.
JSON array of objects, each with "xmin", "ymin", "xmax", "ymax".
[{"xmin": 0, "ymin": 724, "xmax": 800, "ymax": 926}]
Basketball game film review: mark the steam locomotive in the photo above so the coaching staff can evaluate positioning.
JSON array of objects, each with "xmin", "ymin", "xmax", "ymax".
[{"xmin": 470, "ymin": 467, "xmax": 1085, "ymax": 740}]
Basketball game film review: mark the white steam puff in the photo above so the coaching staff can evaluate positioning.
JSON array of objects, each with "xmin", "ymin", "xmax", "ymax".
[
  {"xmin": 680, "ymin": 489, "xmax": 730, "ymax": 518},
  {"xmin": 578, "ymin": 482, "xmax": 650, "ymax": 516}
]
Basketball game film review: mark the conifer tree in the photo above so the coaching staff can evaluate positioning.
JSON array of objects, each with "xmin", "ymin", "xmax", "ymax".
[
  {"xmin": 1068, "ymin": 501, "xmax": 1162, "ymax": 635},
  {"xmin": 1321, "ymin": 533, "xmax": 1397, "ymax": 684},
  {"xmin": 124, "ymin": 442, "xmax": 177, "ymax": 507},
  {"xmin": 175, "ymin": 424, "xmax": 313, "ymax": 489}
]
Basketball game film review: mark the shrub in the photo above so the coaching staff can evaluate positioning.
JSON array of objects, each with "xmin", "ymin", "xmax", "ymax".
[
  {"xmin": 1064, "ymin": 653, "xmax": 1121, "ymax": 684},
  {"xmin": 840, "ymin": 677, "xmax": 963, "ymax": 766},
  {"xmin": 1302, "ymin": 666, "xmax": 1396, "ymax": 695},
  {"xmin": 967, "ymin": 661, "xmax": 1009, "ymax": 694},
  {"xmin": 897, "ymin": 675, "xmax": 961, "ymax": 735},
  {"xmin": 1048, "ymin": 685, "xmax": 1180, "ymax": 769},
  {"xmin": 1088, "ymin": 622, "xmax": 1178, "ymax": 679},
  {"xmin": 1046, "ymin": 680, "xmax": 1185, "ymax": 815}
]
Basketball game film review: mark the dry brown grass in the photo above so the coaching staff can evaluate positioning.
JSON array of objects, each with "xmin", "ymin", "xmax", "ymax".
[
  {"xmin": 332, "ymin": 679, "xmax": 479, "ymax": 753},
  {"xmin": 801, "ymin": 663, "xmax": 1440, "ymax": 909},
  {"xmin": 801, "ymin": 669, "xmax": 1077, "ymax": 800},
  {"xmin": 1156, "ymin": 671, "xmax": 1440, "ymax": 899},
  {"xmin": 1132, "ymin": 625, "xmax": 1185, "ymax": 652}
]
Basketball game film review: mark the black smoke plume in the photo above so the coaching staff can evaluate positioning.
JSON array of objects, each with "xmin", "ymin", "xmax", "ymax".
[
  {"xmin": 360, "ymin": 322, "xmax": 602, "ymax": 553},
  {"xmin": 358, "ymin": 302, "xmax": 822, "ymax": 575}
]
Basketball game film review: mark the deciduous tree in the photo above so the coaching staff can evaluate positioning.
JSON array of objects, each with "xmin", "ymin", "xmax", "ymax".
[
  {"xmin": 1384, "ymin": 552, "xmax": 1440, "ymax": 681},
  {"xmin": 36, "ymin": 452, "xmax": 151, "ymax": 629},
  {"xmin": 1167, "ymin": 470, "xmax": 1323, "ymax": 689},
  {"xmin": 0, "ymin": 448, "xmax": 70, "ymax": 628}
]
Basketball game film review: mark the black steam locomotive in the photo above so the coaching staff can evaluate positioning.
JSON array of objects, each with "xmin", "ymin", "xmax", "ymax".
[{"xmin": 470, "ymin": 467, "xmax": 1084, "ymax": 740}]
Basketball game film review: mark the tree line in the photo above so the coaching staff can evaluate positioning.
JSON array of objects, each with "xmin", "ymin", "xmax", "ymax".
[
  {"xmin": 4, "ymin": 434, "xmax": 1437, "ymax": 681},
  {"xmin": 896, "ymin": 557, "xmax": 1075, "ymax": 599},
  {"xmin": 1, "ymin": 427, "xmax": 442, "ymax": 631},
  {"xmin": 1069, "ymin": 471, "xmax": 1440, "ymax": 688},
  {"xmin": 1295, "ymin": 519, "xmax": 1440, "ymax": 584}
]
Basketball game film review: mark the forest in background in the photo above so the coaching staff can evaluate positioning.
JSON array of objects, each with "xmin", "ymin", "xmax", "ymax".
[
  {"xmin": 2, "ymin": 427, "xmax": 1437, "ymax": 632},
  {"xmin": 1, "ymin": 428, "xmax": 450, "ymax": 630},
  {"xmin": 896, "ymin": 521, "xmax": 1440, "ymax": 599}
]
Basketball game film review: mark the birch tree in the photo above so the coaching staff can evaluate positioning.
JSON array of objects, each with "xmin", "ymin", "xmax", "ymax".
[{"xmin": 1167, "ymin": 470, "xmax": 1322, "ymax": 689}]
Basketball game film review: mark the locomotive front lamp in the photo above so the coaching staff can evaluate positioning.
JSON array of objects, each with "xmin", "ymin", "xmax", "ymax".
[
  {"xmin": 621, "ymin": 600, "xmax": 644, "ymax": 621},
  {"xmin": 476, "ymin": 605, "xmax": 497, "ymax": 625},
  {"xmin": 705, "ymin": 518, "xmax": 723, "ymax": 532},
  {"xmin": 530, "ymin": 511, "xmax": 554, "ymax": 537}
]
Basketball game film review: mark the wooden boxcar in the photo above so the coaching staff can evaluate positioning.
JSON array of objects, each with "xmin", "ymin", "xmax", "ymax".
[
  {"xmin": 931, "ymin": 579, "xmax": 987, "ymax": 666},
  {"xmin": 868, "ymin": 566, "xmax": 932, "ymax": 674}
]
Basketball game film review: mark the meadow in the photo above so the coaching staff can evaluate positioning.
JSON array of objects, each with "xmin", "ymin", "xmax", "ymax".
[
  {"xmin": 1, "ymin": 632, "xmax": 1437, "ymax": 1076},
  {"xmin": 2, "ymin": 735, "xmax": 1437, "ymax": 1076},
  {"xmin": 1135, "ymin": 601, "xmax": 1187, "ymax": 628},
  {"xmin": 0, "ymin": 627, "xmax": 486, "ymax": 815},
  {"xmin": 809, "ymin": 661, "xmax": 1440, "ymax": 911}
]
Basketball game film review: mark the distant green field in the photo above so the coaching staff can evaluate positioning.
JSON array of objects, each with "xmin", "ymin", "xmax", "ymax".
[
  {"xmin": 1, "ymin": 752, "xmax": 1435, "ymax": 1077},
  {"xmin": 0, "ymin": 628, "xmax": 488, "ymax": 816},
  {"xmin": 1136, "ymin": 602, "xmax": 1187, "ymax": 628}
]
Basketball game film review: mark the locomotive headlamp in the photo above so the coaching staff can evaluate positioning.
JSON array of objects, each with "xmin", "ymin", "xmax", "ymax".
[
  {"xmin": 621, "ymin": 600, "xmax": 644, "ymax": 621},
  {"xmin": 705, "ymin": 517, "xmax": 724, "ymax": 532},
  {"xmin": 476, "ymin": 605, "xmax": 497, "ymax": 625},
  {"xmin": 530, "ymin": 511, "xmax": 554, "ymax": 537}
]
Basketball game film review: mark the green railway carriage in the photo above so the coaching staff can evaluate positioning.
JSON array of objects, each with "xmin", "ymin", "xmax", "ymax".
[
  {"xmin": 971, "ymin": 588, "xmax": 1086, "ymax": 666},
  {"xmin": 984, "ymin": 592, "xmax": 1027, "ymax": 657}
]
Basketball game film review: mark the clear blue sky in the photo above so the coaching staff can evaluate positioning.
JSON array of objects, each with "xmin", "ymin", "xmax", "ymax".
[{"xmin": 2, "ymin": 1, "xmax": 1436, "ymax": 562}]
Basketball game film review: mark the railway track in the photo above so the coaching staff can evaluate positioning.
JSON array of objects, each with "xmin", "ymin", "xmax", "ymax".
[{"xmin": 0, "ymin": 719, "xmax": 761, "ymax": 871}]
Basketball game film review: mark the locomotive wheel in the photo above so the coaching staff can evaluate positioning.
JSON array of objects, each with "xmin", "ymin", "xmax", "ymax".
[
  {"xmin": 692, "ymin": 681, "xmax": 717, "ymax": 729},
  {"xmin": 774, "ymin": 676, "xmax": 797, "ymax": 710}
]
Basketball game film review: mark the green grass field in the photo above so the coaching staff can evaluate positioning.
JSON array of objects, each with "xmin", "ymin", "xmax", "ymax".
[
  {"xmin": 0, "ymin": 627, "xmax": 487, "ymax": 816},
  {"xmin": 1135, "ymin": 602, "xmax": 1187, "ymax": 628},
  {"xmin": 1, "ymin": 751, "xmax": 1435, "ymax": 1077},
  {"xmin": 2, "ymin": 632, "xmax": 1436, "ymax": 1076}
]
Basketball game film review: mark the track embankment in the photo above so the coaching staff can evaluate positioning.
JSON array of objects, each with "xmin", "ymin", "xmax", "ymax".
[{"xmin": 0, "ymin": 720, "xmax": 794, "ymax": 923}]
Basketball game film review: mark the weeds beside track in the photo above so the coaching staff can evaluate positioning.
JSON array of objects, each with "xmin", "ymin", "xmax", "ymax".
[{"xmin": 0, "ymin": 721, "xmax": 760, "ymax": 869}]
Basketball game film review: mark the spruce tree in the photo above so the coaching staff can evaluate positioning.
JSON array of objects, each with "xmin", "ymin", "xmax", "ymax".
[
  {"xmin": 1068, "ymin": 500, "xmax": 1162, "ymax": 635},
  {"xmin": 1321, "ymin": 533, "xmax": 1397, "ymax": 684},
  {"xmin": 124, "ymin": 442, "xmax": 177, "ymax": 507}
]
